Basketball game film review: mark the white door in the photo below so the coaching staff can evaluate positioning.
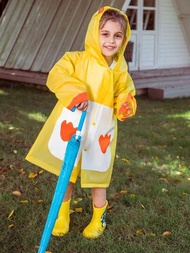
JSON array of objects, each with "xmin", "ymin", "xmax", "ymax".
[{"xmin": 123, "ymin": 0, "xmax": 157, "ymax": 70}]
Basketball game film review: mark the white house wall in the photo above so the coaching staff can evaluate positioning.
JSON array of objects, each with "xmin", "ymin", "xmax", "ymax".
[
  {"xmin": 141, "ymin": 34, "xmax": 156, "ymax": 68},
  {"xmin": 158, "ymin": 0, "xmax": 190, "ymax": 68},
  {"xmin": 173, "ymin": 0, "xmax": 190, "ymax": 51}
]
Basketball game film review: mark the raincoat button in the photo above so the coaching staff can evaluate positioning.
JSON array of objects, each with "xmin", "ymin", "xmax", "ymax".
[{"xmin": 92, "ymin": 122, "xmax": 96, "ymax": 125}]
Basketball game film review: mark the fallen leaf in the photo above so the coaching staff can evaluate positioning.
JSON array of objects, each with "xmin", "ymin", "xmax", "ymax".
[
  {"xmin": 147, "ymin": 232, "xmax": 156, "ymax": 237},
  {"xmin": 107, "ymin": 205, "xmax": 113, "ymax": 212},
  {"xmin": 175, "ymin": 171, "xmax": 182, "ymax": 175},
  {"xmin": 19, "ymin": 168, "xmax": 25, "ymax": 175},
  {"xmin": 139, "ymin": 144, "xmax": 145, "ymax": 148},
  {"xmin": 160, "ymin": 177, "xmax": 168, "ymax": 183},
  {"xmin": 7, "ymin": 210, "xmax": 14, "ymax": 220},
  {"xmin": 28, "ymin": 172, "xmax": 38, "ymax": 179},
  {"xmin": 0, "ymin": 166, "xmax": 7, "ymax": 172},
  {"xmin": 136, "ymin": 229, "xmax": 143, "ymax": 235},
  {"xmin": 162, "ymin": 188, "xmax": 168, "ymax": 193},
  {"xmin": 37, "ymin": 199, "xmax": 43, "ymax": 203},
  {"xmin": 75, "ymin": 207, "xmax": 83, "ymax": 213},
  {"xmin": 121, "ymin": 158, "xmax": 130, "ymax": 163},
  {"xmin": 20, "ymin": 200, "xmax": 28, "ymax": 203},
  {"xmin": 162, "ymin": 231, "xmax": 171, "ymax": 236},
  {"xmin": 72, "ymin": 198, "xmax": 83, "ymax": 205},
  {"xmin": 12, "ymin": 191, "xmax": 22, "ymax": 197},
  {"xmin": 39, "ymin": 170, "xmax": 44, "ymax": 175},
  {"xmin": 10, "ymin": 165, "xmax": 14, "ymax": 170},
  {"xmin": 114, "ymin": 193, "xmax": 121, "ymax": 199},
  {"xmin": 120, "ymin": 190, "xmax": 128, "ymax": 194},
  {"xmin": 8, "ymin": 224, "xmax": 14, "ymax": 229},
  {"xmin": 172, "ymin": 179, "xmax": 181, "ymax": 184}
]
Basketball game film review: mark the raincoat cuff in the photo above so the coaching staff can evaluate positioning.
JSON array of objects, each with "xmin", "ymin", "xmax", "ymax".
[
  {"xmin": 67, "ymin": 92, "xmax": 88, "ymax": 110},
  {"xmin": 116, "ymin": 94, "xmax": 137, "ymax": 121}
]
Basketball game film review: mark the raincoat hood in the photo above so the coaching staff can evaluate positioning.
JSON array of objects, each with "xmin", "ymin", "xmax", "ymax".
[{"xmin": 84, "ymin": 6, "xmax": 131, "ymax": 66}]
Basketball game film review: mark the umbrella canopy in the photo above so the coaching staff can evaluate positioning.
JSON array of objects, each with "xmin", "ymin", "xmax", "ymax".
[{"xmin": 38, "ymin": 109, "xmax": 86, "ymax": 253}]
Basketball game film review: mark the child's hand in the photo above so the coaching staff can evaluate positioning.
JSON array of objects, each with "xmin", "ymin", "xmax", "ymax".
[
  {"xmin": 120, "ymin": 102, "xmax": 131, "ymax": 117},
  {"xmin": 76, "ymin": 101, "xmax": 88, "ymax": 111}
]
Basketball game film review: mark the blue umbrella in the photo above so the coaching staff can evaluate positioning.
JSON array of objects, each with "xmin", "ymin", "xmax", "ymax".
[{"xmin": 38, "ymin": 108, "xmax": 86, "ymax": 253}]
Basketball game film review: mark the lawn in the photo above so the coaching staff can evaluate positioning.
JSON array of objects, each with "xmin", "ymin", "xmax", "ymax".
[{"xmin": 0, "ymin": 81, "xmax": 190, "ymax": 253}]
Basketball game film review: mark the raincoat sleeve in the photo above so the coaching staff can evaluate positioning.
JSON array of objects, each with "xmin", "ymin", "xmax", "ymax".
[
  {"xmin": 114, "ymin": 73, "xmax": 137, "ymax": 121},
  {"xmin": 46, "ymin": 52, "xmax": 88, "ymax": 110}
]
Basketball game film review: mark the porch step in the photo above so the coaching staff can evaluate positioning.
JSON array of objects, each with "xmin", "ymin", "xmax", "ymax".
[
  {"xmin": 133, "ymin": 74, "xmax": 190, "ymax": 89},
  {"xmin": 131, "ymin": 67, "xmax": 190, "ymax": 81},
  {"xmin": 148, "ymin": 84, "xmax": 190, "ymax": 99},
  {"xmin": 131, "ymin": 67, "xmax": 190, "ymax": 99}
]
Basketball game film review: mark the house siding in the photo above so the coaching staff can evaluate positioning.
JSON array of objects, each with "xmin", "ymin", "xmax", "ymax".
[
  {"xmin": 141, "ymin": 34, "xmax": 155, "ymax": 67},
  {"xmin": 0, "ymin": 0, "xmax": 125, "ymax": 74},
  {"xmin": 158, "ymin": 0, "xmax": 190, "ymax": 68}
]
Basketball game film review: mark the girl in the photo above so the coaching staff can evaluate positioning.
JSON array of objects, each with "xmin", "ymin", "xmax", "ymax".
[{"xmin": 26, "ymin": 6, "xmax": 137, "ymax": 239}]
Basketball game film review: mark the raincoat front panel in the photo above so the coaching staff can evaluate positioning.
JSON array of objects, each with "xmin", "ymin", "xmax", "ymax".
[{"xmin": 26, "ymin": 6, "xmax": 137, "ymax": 188}]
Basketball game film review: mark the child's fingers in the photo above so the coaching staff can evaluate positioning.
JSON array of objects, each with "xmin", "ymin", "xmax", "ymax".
[
  {"xmin": 122, "ymin": 102, "xmax": 130, "ymax": 108},
  {"xmin": 76, "ymin": 101, "xmax": 88, "ymax": 111},
  {"xmin": 123, "ymin": 109, "xmax": 131, "ymax": 116},
  {"xmin": 121, "ymin": 102, "xmax": 131, "ymax": 117}
]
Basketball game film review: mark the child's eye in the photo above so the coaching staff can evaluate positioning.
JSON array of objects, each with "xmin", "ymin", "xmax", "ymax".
[
  {"xmin": 115, "ymin": 34, "xmax": 123, "ymax": 38},
  {"xmin": 101, "ymin": 33, "xmax": 109, "ymax": 37}
]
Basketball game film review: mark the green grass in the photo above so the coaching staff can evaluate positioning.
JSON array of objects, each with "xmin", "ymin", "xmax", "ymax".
[{"xmin": 0, "ymin": 81, "xmax": 190, "ymax": 253}]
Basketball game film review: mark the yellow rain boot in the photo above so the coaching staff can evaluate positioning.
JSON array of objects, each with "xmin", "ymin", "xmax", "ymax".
[
  {"xmin": 52, "ymin": 198, "xmax": 71, "ymax": 237},
  {"xmin": 83, "ymin": 201, "xmax": 108, "ymax": 239}
]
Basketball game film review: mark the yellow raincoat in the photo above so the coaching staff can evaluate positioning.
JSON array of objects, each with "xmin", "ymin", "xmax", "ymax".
[{"xmin": 26, "ymin": 6, "xmax": 137, "ymax": 188}]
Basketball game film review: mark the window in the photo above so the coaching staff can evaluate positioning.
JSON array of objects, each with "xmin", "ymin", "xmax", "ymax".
[
  {"xmin": 126, "ymin": 8, "xmax": 137, "ymax": 30},
  {"xmin": 129, "ymin": 0, "xmax": 138, "ymax": 6},
  {"xmin": 144, "ymin": 0, "xmax": 155, "ymax": 7},
  {"xmin": 143, "ymin": 0, "xmax": 156, "ymax": 30},
  {"xmin": 143, "ymin": 10, "xmax": 155, "ymax": 30},
  {"xmin": 0, "ymin": 0, "xmax": 9, "ymax": 17},
  {"xmin": 126, "ymin": 0, "xmax": 156, "ymax": 31}
]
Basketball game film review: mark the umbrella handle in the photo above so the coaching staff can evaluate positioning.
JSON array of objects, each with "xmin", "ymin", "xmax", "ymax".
[
  {"xmin": 71, "ymin": 106, "xmax": 86, "ymax": 132},
  {"xmin": 77, "ymin": 110, "xmax": 86, "ymax": 132}
]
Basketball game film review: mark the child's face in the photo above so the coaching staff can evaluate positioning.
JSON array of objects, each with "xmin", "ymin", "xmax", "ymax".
[{"xmin": 99, "ymin": 20, "xmax": 125, "ymax": 65}]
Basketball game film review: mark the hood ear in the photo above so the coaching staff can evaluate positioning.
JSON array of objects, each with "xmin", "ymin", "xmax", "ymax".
[{"xmin": 98, "ymin": 7, "xmax": 105, "ymax": 14}]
